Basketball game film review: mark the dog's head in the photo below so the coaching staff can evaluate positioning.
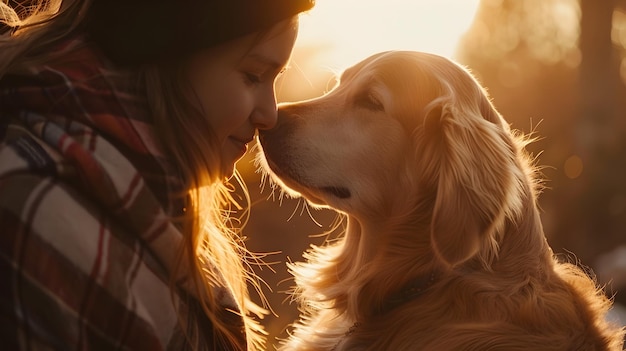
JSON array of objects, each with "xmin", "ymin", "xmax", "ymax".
[{"xmin": 258, "ymin": 51, "xmax": 530, "ymax": 267}]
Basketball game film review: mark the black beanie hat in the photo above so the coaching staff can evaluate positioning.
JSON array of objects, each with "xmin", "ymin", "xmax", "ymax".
[{"xmin": 86, "ymin": 0, "xmax": 315, "ymax": 66}]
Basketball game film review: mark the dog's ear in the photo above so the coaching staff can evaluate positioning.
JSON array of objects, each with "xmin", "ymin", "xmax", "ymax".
[{"xmin": 424, "ymin": 96, "xmax": 523, "ymax": 268}]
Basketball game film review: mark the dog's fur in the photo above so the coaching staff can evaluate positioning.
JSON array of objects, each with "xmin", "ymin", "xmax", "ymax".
[{"xmin": 257, "ymin": 51, "xmax": 625, "ymax": 350}]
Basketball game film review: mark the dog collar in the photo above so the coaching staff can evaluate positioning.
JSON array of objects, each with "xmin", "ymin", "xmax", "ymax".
[
  {"xmin": 381, "ymin": 270, "xmax": 438, "ymax": 314},
  {"xmin": 330, "ymin": 271, "xmax": 438, "ymax": 351}
]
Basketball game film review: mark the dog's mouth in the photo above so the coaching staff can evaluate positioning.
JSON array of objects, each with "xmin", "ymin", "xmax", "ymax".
[
  {"xmin": 320, "ymin": 186, "xmax": 351, "ymax": 199},
  {"xmin": 262, "ymin": 154, "xmax": 352, "ymax": 201},
  {"xmin": 258, "ymin": 129, "xmax": 352, "ymax": 201}
]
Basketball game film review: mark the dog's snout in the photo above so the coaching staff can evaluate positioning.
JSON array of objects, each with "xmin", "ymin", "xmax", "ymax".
[{"xmin": 257, "ymin": 108, "xmax": 295, "ymax": 158}]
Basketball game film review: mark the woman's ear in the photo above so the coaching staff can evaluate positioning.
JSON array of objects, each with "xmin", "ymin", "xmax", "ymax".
[{"xmin": 426, "ymin": 98, "xmax": 522, "ymax": 268}]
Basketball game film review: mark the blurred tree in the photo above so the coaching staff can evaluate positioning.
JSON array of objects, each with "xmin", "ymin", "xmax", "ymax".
[
  {"xmin": 457, "ymin": 0, "xmax": 626, "ymax": 302},
  {"xmin": 576, "ymin": 0, "xmax": 626, "ymax": 287}
]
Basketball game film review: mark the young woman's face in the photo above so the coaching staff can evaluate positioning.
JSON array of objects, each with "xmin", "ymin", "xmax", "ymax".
[{"xmin": 186, "ymin": 19, "xmax": 299, "ymax": 178}]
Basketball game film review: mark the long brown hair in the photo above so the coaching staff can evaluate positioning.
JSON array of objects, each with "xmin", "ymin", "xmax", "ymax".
[{"xmin": 0, "ymin": 0, "xmax": 287, "ymax": 349}]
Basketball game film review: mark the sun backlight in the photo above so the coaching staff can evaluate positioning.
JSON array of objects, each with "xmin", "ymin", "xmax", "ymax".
[{"xmin": 296, "ymin": 0, "xmax": 482, "ymax": 71}]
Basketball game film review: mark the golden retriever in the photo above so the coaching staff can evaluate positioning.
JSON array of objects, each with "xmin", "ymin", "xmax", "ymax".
[{"xmin": 256, "ymin": 51, "xmax": 625, "ymax": 350}]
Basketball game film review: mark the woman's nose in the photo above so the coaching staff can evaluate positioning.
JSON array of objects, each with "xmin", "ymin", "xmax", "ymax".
[{"xmin": 251, "ymin": 90, "xmax": 279, "ymax": 130}]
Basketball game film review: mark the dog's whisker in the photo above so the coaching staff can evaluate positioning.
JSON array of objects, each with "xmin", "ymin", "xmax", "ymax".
[
  {"xmin": 298, "ymin": 198, "xmax": 307, "ymax": 217},
  {"xmin": 287, "ymin": 59, "xmax": 316, "ymax": 90},
  {"xmin": 263, "ymin": 184, "xmax": 276, "ymax": 203},
  {"xmin": 286, "ymin": 199, "xmax": 302, "ymax": 222},
  {"xmin": 302, "ymin": 202, "xmax": 324, "ymax": 228}
]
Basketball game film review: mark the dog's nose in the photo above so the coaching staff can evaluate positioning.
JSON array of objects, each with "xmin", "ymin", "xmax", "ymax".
[
  {"xmin": 257, "ymin": 108, "xmax": 293, "ymax": 147},
  {"xmin": 276, "ymin": 107, "xmax": 290, "ymax": 121}
]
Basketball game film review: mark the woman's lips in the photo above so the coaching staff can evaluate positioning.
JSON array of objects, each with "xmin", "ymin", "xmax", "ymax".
[{"xmin": 230, "ymin": 136, "xmax": 251, "ymax": 157}]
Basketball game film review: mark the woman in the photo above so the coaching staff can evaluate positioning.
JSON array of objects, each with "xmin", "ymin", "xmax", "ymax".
[{"xmin": 0, "ymin": 0, "xmax": 314, "ymax": 350}]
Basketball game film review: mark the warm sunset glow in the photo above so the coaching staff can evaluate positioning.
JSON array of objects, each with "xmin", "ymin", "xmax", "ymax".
[
  {"xmin": 277, "ymin": 0, "xmax": 482, "ymax": 101},
  {"xmin": 296, "ymin": 0, "xmax": 481, "ymax": 70}
]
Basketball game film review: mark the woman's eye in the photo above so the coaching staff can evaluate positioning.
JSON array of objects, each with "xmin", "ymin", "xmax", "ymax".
[
  {"xmin": 244, "ymin": 72, "xmax": 262, "ymax": 84},
  {"xmin": 356, "ymin": 91, "xmax": 384, "ymax": 111}
]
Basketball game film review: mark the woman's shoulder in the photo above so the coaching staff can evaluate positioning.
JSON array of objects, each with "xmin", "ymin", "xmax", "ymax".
[{"xmin": 0, "ymin": 116, "xmax": 187, "ymax": 349}]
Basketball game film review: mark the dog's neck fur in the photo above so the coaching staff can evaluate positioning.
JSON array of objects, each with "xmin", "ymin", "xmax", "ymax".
[
  {"xmin": 331, "ymin": 185, "xmax": 550, "ymax": 321},
  {"xmin": 283, "ymin": 167, "xmax": 622, "ymax": 351},
  {"xmin": 324, "ymin": 215, "xmax": 438, "ymax": 322}
]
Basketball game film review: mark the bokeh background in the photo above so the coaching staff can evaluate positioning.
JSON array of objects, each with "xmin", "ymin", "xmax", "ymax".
[{"xmin": 234, "ymin": 0, "xmax": 626, "ymax": 347}]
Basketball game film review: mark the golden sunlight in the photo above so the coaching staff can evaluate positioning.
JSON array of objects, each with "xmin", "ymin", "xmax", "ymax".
[
  {"xmin": 278, "ymin": 0, "xmax": 481, "ymax": 101},
  {"xmin": 297, "ymin": 0, "xmax": 481, "ymax": 69}
]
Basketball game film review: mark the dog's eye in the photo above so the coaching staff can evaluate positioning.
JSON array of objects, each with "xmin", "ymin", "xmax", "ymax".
[{"xmin": 355, "ymin": 91, "xmax": 384, "ymax": 112}]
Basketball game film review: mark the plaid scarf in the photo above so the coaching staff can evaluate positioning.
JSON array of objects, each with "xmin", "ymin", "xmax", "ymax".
[{"xmin": 0, "ymin": 38, "xmax": 246, "ymax": 350}]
